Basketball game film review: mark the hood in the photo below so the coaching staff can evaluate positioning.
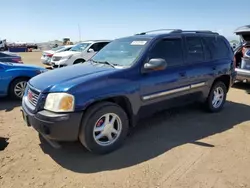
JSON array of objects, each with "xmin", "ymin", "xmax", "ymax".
[
  {"xmin": 43, "ymin": 50, "xmax": 55, "ymax": 55},
  {"xmin": 235, "ymin": 25, "xmax": 250, "ymax": 42},
  {"xmin": 235, "ymin": 25, "xmax": 250, "ymax": 34},
  {"xmin": 53, "ymin": 51, "xmax": 80, "ymax": 57},
  {"xmin": 29, "ymin": 62, "xmax": 116, "ymax": 93},
  {"xmin": 1, "ymin": 51, "xmax": 20, "ymax": 57},
  {"xmin": 2, "ymin": 62, "xmax": 45, "ymax": 70}
]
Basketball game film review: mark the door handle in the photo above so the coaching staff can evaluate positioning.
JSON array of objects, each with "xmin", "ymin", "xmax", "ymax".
[{"xmin": 179, "ymin": 72, "xmax": 186, "ymax": 77}]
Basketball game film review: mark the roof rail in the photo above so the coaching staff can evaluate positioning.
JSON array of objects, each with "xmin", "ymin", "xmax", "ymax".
[
  {"xmin": 172, "ymin": 30, "xmax": 218, "ymax": 34},
  {"xmin": 135, "ymin": 29, "xmax": 182, "ymax": 35},
  {"xmin": 135, "ymin": 29, "xmax": 218, "ymax": 35}
]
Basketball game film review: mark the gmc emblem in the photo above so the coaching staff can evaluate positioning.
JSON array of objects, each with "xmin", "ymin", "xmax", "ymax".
[{"xmin": 28, "ymin": 90, "xmax": 33, "ymax": 101}]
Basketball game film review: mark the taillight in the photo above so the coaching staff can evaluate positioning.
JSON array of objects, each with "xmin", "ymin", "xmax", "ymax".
[
  {"xmin": 233, "ymin": 56, "xmax": 236, "ymax": 68},
  {"xmin": 47, "ymin": 54, "xmax": 53, "ymax": 57},
  {"xmin": 12, "ymin": 58, "xmax": 23, "ymax": 64}
]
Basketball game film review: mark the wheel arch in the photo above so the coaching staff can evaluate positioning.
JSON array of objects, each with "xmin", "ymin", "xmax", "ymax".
[
  {"xmin": 212, "ymin": 75, "xmax": 231, "ymax": 92},
  {"xmin": 74, "ymin": 58, "xmax": 85, "ymax": 64},
  {"xmin": 83, "ymin": 95, "xmax": 135, "ymax": 127}
]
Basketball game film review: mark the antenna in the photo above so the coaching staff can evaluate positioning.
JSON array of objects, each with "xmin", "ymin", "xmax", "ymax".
[{"xmin": 78, "ymin": 24, "xmax": 81, "ymax": 42}]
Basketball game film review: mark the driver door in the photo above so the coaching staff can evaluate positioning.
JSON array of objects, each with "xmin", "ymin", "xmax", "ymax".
[
  {"xmin": 0, "ymin": 64, "xmax": 8, "ymax": 96},
  {"xmin": 139, "ymin": 37, "xmax": 191, "ymax": 116}
]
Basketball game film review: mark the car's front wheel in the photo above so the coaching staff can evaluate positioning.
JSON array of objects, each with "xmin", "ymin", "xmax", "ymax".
[
  {"xmin": 79, "ymin": 102, "xmax": 129, "ymax": 154},
  {"xmin": 9, "ymin": 78, "xmax": 29, "ymax": 100},
  {"xmin": 205, "ymin": 81, "xmax": 227, "ymax": 112}
]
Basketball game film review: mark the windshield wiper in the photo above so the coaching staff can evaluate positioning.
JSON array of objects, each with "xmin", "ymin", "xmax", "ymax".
[{"xmin": 89, "ymin": 59, "xmax": 117, "ymax": 68}]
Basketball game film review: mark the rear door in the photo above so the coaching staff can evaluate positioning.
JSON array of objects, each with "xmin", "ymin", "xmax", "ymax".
[{"xmin": 183, "ymin": 35, "xmax": 215, "ymax": 98}]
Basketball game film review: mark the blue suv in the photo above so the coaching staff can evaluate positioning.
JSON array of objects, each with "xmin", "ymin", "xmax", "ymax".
[{"xmin": 21, "ymin": 29, "xmax": 236, "ymax": 154}]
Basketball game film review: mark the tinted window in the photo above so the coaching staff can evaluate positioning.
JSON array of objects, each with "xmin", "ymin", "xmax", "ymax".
[
  {"xmin": 185, "ymin": 37, "xmax": 204, "ymax": 62},
  {"xmin": 91, "ymin": 42, "xmax": 109, "ymax": 52},
  {"xmin": 202, "ymin": 36, "xmax": 229, "ymax": 59},
  {"xmin": 149, "ymin": 38, "xmax": 183, "ymax": 66}
]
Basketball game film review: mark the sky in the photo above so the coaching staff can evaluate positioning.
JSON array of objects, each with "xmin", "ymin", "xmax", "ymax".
[{"xmin": 1, "ymin": 0, "xmax": 249, "ymax": 42}]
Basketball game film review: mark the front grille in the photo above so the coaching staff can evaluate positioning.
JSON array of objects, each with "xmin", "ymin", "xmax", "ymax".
[
  {"xmin": 27, "ymin": 88, "xmax": 40, "ymax": 107},
  {"xmin": 52, "ymin": 56, "xmax": 62, "ymax": 61}
]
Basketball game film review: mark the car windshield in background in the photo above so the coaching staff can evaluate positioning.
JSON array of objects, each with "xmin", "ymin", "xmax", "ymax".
[
  {"xmin": 70, "ymin": 43, "xmax": 90, "ymax": 52},
  {"xmin": 51, "ymin": 46, "xmax": 65, "ymax": 51},
  {"xmin": 91, "ymin": 38, "xmax": 150, "ymax": 67}
]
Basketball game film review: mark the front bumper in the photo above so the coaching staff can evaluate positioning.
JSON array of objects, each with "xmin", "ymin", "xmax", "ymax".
[
  {"xmin": 41, "ymin": 57, "xmax": 52, "ymax": 65},
  {"xmin": 21, "ymin": 100, "xmax": 83, "ymax": 142},
  {"xmin": 50, "ymin": 59, "xmax": 69, "ymax": 68},
  {"xmin": 235, "ymin": 68, "xmax": 250, "ymax": 82}
]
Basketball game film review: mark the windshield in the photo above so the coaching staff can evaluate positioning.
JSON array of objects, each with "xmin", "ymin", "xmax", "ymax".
[
  {"xmin": 91, "ymin": 38, "xmax": 150, "ymax": 67},
  {"xmin": 70, "ymin": 43, "xmax": 90, "ymax": 52},
  {"xmin": 51, "ymin": 46, "xmax": 65, "ymax": 51}
]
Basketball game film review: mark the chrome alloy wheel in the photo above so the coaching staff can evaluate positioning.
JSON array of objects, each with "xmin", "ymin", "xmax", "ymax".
[
  {"xmin": 212, "ymin": 86, "xmax": 224, "ymax": 108},
  {"xmin": 14, "ymin": 81, "xmax": 27, "ymax": 98},
  {"xmin": 93, "ymin": 113, "xmax": 122, "ymax": 146}
]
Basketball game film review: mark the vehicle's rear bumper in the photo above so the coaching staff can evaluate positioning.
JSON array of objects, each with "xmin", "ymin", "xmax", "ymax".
[
  {"xmin": 21, "ymin": 101, "xmax": 83, "ymax": 142},
  {"xmin": 235, "ymin": 68, "xmax": 250, "ymax": 81}
]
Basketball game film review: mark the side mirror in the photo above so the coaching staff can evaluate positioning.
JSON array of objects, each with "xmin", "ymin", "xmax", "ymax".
[
  {"xmin": 143, "ymin": 58, "xmax": 167, "ymax": 72},
  {"xmin": 88, "ymin": 48, "xmax": 94, "ymax": 53}
]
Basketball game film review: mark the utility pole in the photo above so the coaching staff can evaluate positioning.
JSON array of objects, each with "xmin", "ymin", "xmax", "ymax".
[{"xmin": 78, "ymin": 24, "xmax": 81, "ymax": 42}]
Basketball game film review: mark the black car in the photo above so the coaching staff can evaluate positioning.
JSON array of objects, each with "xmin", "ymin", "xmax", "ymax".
[
  {"xmin": 234, "ymin": 25, "xmax": 250, "ymax": 82},
  {"xmin": 0, "ymin": 51, "xmax": 23, "ymax": 64}
]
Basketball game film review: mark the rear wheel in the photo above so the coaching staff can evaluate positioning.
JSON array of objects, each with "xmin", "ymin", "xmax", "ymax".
[
  {"xmin": 79, "ymin": 102, "xmax": 129, "ymax": 154},
  {"xmin": 9, "ymin": 78, "xmax": 29, "ymax": 100},
  {"xmin": 205, "ymin": 81, "xmax": 227, "ymax": 112}
]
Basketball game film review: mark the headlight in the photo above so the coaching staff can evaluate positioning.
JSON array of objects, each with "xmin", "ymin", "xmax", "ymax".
[
  {"xmin": 44, "ymin": 93, "xmax": 75, "ymax": 112},
  {"xmin": 35, "ymin": 69, "xmax": 48, "ymax": 74}
]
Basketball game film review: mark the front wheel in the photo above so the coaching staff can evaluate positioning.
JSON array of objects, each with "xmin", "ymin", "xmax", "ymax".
[
  {"xmin": 205, "ymin": 81, "xmax": 227, "ymax": 113},
  {"xmin": 79, "ymin": 102, "xmax": 129, "ymax": 154},
  {"xmin": 9, "ymin": 78, "xmax": 28, "ymax": 100}
]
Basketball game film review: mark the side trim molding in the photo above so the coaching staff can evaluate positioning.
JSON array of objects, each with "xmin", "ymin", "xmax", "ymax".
[{"xmin": 142, "ymin": 82, "xmax": 206, "ymax": 101}]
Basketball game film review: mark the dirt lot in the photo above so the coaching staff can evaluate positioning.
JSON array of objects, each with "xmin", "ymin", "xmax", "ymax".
[{"xmin": 1, "ymin": 52, "xmax": 250, "ymax": 188}]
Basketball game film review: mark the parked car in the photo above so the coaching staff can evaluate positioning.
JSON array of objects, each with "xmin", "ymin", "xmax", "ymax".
[
  {"xmin": 41, "ymin": 45, "xmax": 74, "ymax": 65},
  {"xmin": 234, "ymin": 25, "xmax": 250, "ymax": 82},
  {"xmin": 21, "ymin": 29, "xmax": 236, "ymax": 154},
  {"xmin": 0, "ymin": 51, "xmax": 23, "ymax": 64},
  {"xmin": 50, "ymin": 40, "xmax": 111, "ymax": 68},
  {"xmin": 0, "ymin": 62, "xmax": 47, "ymax": 99}
]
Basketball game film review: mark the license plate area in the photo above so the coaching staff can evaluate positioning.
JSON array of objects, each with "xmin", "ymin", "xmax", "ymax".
[{"xmin": 21, "ymin": 110, "xmax": 31, "ymax": 127}]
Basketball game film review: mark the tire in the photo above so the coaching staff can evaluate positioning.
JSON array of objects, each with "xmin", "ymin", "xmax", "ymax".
[
  {"xmin": 9, "ymin": 78, "xmax": 29, "ymax": 100},
  {"xmin": 73, "ymin": 59, "xmax": 85, "ymax": 64},
  {"xmin": 205, "ymin": 81, "xmax": 227, "ymax": 113},
  {"xmin": 79, "ymin": 102, "xmax": 129, "ymax": 154}
]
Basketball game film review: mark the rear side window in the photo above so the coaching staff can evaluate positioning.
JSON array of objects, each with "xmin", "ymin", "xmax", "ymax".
[
  {"xmin": 149, "ymin": 38, "xmax": 183, "ymax": 66},
  {"xmin": 185, "ymin": 36, "xmax": 204, "ymax": 62},
  {"xmin": 202, "ymin": 36, "xmax": 230, "ymax": 59}
]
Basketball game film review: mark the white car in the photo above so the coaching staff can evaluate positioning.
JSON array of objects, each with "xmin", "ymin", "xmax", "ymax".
[
  {"xmin": 41, "ymin": 45, "xmax": 74, "ymax": 65},
  {"xmin": 50, "ymin": 40, "xmax": 111, "ymax": 68}
]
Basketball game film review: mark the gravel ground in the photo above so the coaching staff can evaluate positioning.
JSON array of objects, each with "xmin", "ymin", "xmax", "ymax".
[{"xmin": 1, "ymin": 52, "xmax": 250, "ymax": 188}]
